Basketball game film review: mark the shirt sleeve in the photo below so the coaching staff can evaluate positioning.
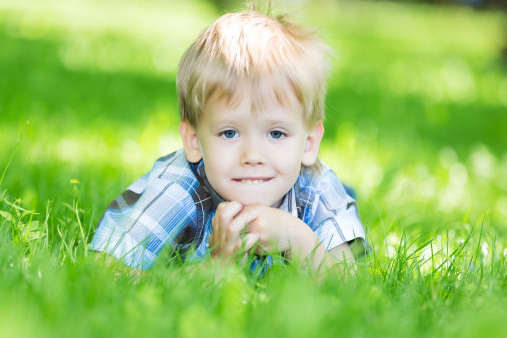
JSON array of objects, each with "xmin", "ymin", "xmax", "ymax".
[
  {"xmin": 304, "ymin": 167, "xmax": 366, "ymax": 253},
  {"xmin": 90, "ymin": 162, "xmax": 197, "ymax": 270}
]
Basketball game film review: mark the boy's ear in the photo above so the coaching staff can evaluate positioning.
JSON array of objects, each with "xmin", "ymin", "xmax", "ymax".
[
  {"xmin": 179, "ymin": 121, "xmax": 202, "ymax": 163},
  {"xmin": 301, "ymin": 122, "xmax": 324, "ymax": 166}
]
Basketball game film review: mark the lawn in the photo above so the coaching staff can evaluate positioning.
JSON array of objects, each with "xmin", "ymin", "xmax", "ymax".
[{"xmin": 1, "ymin": 0, "xmax": 507, "ymax": 337}]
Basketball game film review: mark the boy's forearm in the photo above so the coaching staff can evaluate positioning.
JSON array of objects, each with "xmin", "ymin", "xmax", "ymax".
[
  {"xmin": 285, "ymin": 218, "xmax": 355, "ymax": 272},
  {"xmin": 284, "ymin": 219, "xmax": 323, "ymax": 262}
]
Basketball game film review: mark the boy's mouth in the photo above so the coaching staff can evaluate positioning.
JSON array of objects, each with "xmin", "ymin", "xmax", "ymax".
[{"xmin": 233, "ymin": 177, "xmax": 273, "ymax": 185}]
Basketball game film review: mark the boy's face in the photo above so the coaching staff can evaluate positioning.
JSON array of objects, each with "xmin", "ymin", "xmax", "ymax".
[{"xmin": 180, "ymin": 87, "xmax": 323, "ymax": 207}]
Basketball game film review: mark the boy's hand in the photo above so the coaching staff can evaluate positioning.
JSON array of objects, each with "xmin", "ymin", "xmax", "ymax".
[
  {"xmin": 242, "ymin": 206, "xmax": 355, "ymax": 272},
  {"xmin": 242, "ymin": 205, "xmax": 317, "ymax": 258},
  {"xmin": 211, "ymin": 204, "xmax": 356, "ymax": 272},
  {"xmin": 209, "ymin": 201, "xmax": 260, "ymax": 260}
]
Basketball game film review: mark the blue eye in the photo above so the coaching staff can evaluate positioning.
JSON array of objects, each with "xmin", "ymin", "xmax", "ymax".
[
  {"xmin": 220, "ymin": 130, "xmax": 238, "ymax": 139},
  {"xmin": 269, "ymin": 130, "xmax": 285, "ymax": 139}
]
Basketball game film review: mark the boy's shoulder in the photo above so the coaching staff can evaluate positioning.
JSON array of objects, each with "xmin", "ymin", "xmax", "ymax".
[
  {"xmin": 297, "ymin": 162, "xmax": 333, "ymax": 191},
  {"xmin": 90, "ymin": 149, "xmax": 209, "ymax": 269},
  {"xmin": 141, "ymin": 149, "xmax": 197, "ymax": 186},
  {"xmin": 297, "ymin": 161, "xmax": 352, "ymax": 206},
  {"xmin": 150, "ymin": 149, "xmax": 192, "ymax": 178},
  {"xmin": 125, "ymin": 149, "xmax": 201, "ymax": 202}
]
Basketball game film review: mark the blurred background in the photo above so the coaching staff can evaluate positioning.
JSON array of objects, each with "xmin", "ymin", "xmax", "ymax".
[{"xmin": 0, "ymin": 0, "xmax": 506, "ymax": 250}]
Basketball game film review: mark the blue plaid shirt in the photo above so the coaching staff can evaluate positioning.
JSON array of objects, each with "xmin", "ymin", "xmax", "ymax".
[{"xmin": 90, "ymin": 149, "xmax": 365, "ymax": 269}]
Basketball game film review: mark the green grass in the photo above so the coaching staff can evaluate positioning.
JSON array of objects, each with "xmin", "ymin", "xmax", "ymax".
[{"xmin": 1, "ymin": 0, "xmax": 507, "ymax": 337}]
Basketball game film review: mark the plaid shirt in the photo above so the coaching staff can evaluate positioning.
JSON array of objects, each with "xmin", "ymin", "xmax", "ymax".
[{"xmin": 90, "ymin": 149, "xmax": 365, "ymax": 269}]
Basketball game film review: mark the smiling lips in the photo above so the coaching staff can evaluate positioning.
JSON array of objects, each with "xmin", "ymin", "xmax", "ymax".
[{"xmin": 233, "ymin": 177, "xmax": 273, "ymax": 185}]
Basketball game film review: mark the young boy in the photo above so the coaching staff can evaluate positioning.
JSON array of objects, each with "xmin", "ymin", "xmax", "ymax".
[{"xmin": 90, "ymin": 8, "xmax": 365, "ymax": 272}]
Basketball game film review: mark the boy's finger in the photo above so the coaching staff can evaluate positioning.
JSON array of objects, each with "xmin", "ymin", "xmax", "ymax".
[
  {"xmin": 228, "ymin": 209, "xmax": 258, "ymax": 237},
  {"xmin": 216, "ymin": 201, "xmax": 243, "ymax": 226},
  {"xmin": 234, "ymin": 233, "xmax": 260, "ymax": 254},
  {"xmin": 211, "ymin": 201, "xmax": 243, "ymax": 245}
]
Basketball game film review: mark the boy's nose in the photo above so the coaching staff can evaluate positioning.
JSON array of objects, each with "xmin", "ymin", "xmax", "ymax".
[{"xmin": 240, "ymin": 140, "xmax": 265, "ymax": 165}]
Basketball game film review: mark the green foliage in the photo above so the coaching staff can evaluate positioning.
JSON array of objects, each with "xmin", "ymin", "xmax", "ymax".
[{"xmin": 1, "ymin": 0, "xmax": 506, "ymax": 337}]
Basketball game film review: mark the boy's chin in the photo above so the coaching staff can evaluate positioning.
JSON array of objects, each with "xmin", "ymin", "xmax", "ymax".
[{"xmin": 232, "ymin": 197, "xmax": 283, "ymax": 208}]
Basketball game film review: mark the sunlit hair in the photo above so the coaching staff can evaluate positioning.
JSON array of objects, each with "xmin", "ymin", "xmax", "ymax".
[{"xmin": 177, "ymin": 9, "xmax": 332, "ymax": 129}]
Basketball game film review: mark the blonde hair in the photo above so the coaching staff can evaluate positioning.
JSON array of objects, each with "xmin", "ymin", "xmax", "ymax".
[{"xmin": 177, "ymin": 9, "xmax": 332, "ymax": 129}]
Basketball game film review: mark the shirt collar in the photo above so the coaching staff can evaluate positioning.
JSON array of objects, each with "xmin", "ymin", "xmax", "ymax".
[
  {"xmin": 278, "ymin": 186, "xmax": 298, "ymax": 217},
  {"xmin": 193, "ymin": 160, "xmax": 225, "ymax": 211}
]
